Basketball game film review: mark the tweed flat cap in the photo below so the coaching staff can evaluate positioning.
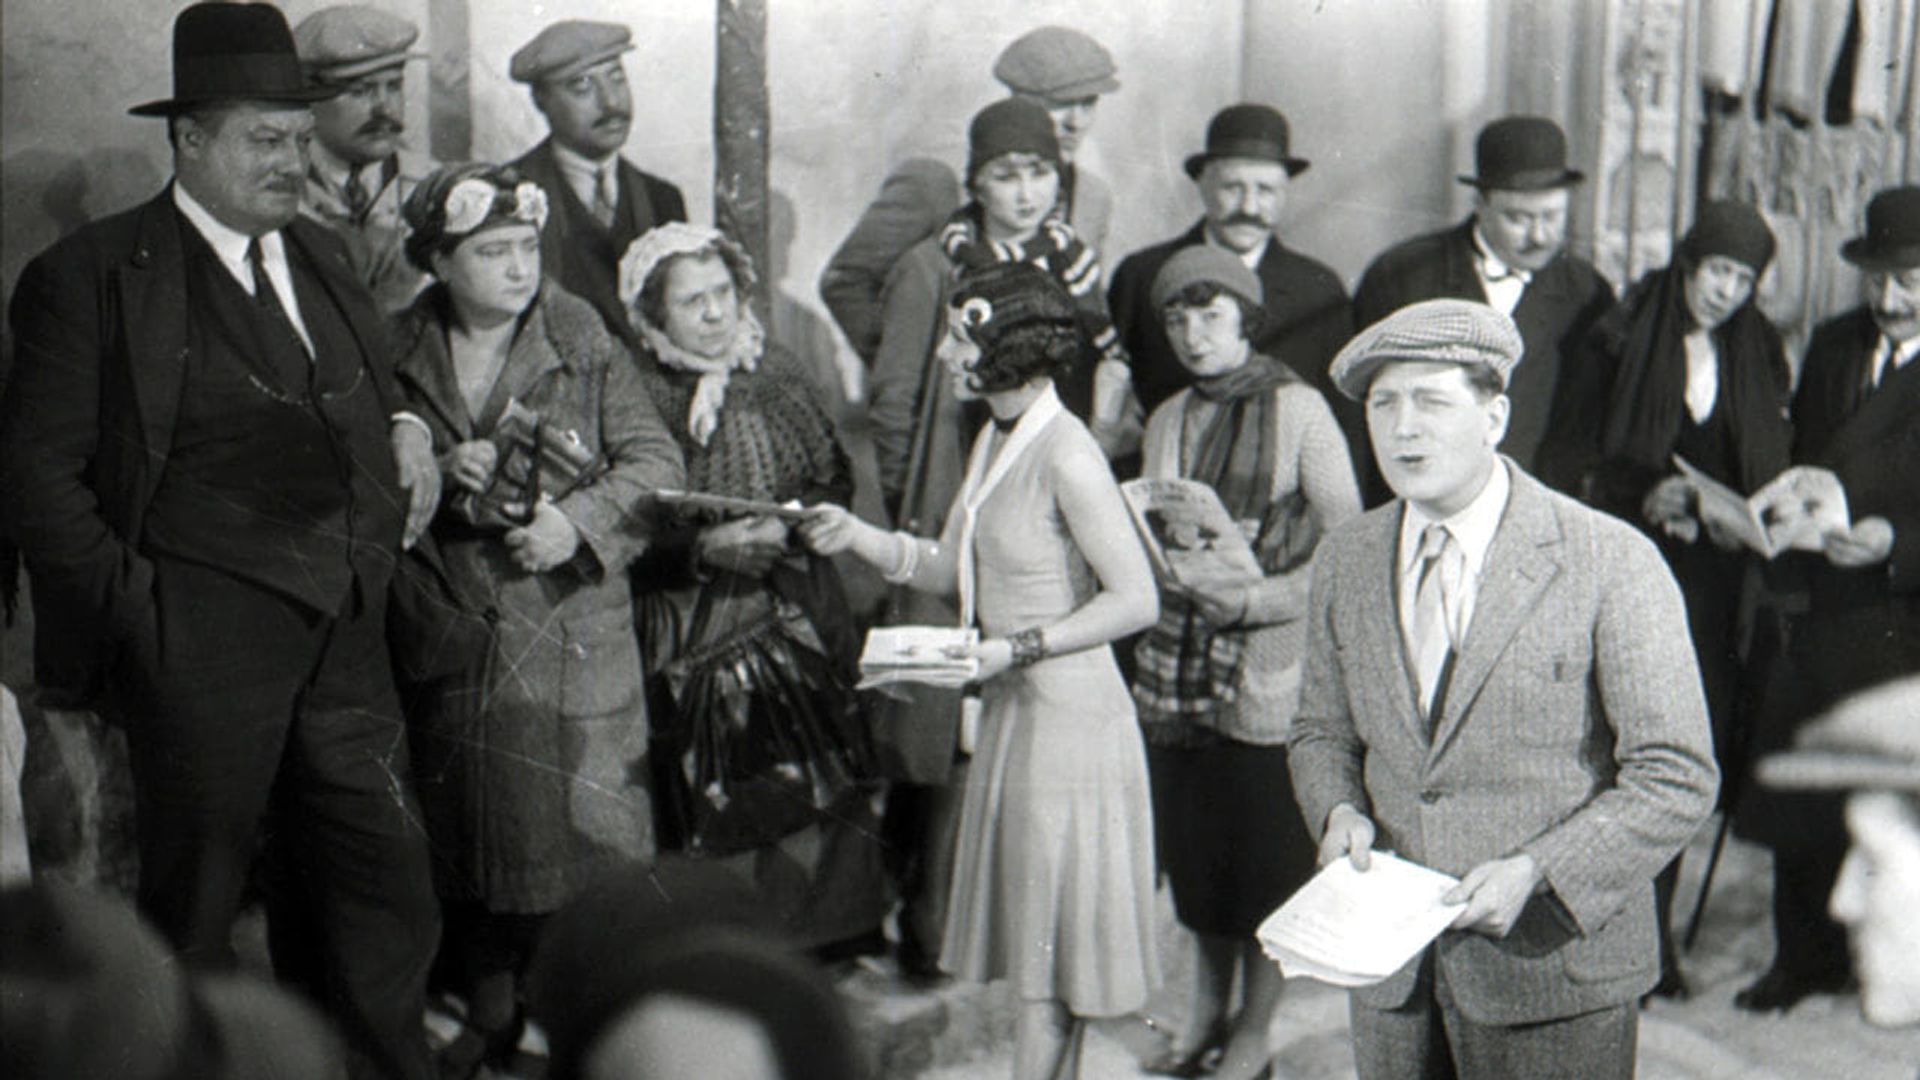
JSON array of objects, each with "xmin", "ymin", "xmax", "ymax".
[
  {"xmin": 993, "ymin": 26, "xmax": 1118, "ymax": 101},
  {"xmin": 1758, "ymin": 675, "xmax": 1920, "ymax": 793},
  {"xmin": 294, "ymin": 5, "xmax": 423, "ymax": 81},
  {"xmin": 510, "ymin": 20, "xmax": 633, "ymax": 85},
  {"xmin": 1329, "ymin": 299, "xmax": 1523, "ymax": 400},
  {"xmin": 1150, "ymin": 245, "xmax": 1264, "ymax": 312}
]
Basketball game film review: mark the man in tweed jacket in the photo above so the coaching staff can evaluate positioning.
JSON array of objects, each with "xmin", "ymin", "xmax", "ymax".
[{"xmin": 1289, "ymin": 299, "xmax": 1717, "ymax": 1079}]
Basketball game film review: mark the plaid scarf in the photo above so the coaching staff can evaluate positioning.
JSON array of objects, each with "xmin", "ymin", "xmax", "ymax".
[
  {"xmin": 938, "ymin": 205, "xmax": 1123, "ymax": 363},
  {"xmin": 1134, "ymin": 356, "xmax": 1322, "ymax": 743}
]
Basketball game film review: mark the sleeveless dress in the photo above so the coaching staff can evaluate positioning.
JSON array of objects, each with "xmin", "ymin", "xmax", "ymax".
[{"xmin": 938, "ymin": 399, "xmax": 1159, "ymax": 1015}]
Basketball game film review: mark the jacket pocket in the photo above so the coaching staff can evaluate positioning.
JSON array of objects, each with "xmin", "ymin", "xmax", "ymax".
[{"xmin": 1560, "ymin": 901, "xmax": 1655, "ymax": 984}]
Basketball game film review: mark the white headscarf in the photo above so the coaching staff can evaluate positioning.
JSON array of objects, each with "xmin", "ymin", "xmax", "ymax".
[{"xmin": 618, "ymin": 223, "xmax": 763, "ymax": 446}]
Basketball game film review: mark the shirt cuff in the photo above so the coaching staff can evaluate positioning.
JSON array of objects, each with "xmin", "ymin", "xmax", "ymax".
[{"xmin": 390, "ymin": 412, "xmax": 432, "ymax": 440}]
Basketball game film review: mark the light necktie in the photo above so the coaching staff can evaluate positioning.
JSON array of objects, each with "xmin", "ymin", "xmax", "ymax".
[
  {"xmin": 591, "ymin": 165, "xmax": 617, "ymax": 230},
  {"xmin": 1408, "ymin": 523, "xmax": 1462, "ymax": 721},
  {"xmin": 1864, "ymin": 334, "xmax": 1898, "ymax": 398}
]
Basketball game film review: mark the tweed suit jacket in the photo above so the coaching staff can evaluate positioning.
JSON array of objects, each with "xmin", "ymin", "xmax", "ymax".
[{"xmin": 1289, "ymin": 461, "xmax": 1718, "ymax": 1025}]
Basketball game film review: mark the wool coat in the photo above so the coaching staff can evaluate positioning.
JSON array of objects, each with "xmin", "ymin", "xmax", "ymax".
[
  {"xmin": 392, "ymin": 282, "xmax": 685, "ymax": 910},
  {"xmin": 1289, "ymin": 462, "xmax": 1718, "ymax": 1027},
  {"xmin": 1353, "ymin": 220, "xmax": 1615, "ymax": 483}
]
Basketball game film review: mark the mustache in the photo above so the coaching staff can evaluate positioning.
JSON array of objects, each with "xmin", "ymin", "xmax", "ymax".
[
  {"xmin": 592, "ymin": 111, "xmax": 632, "ymax": 128},
  {"xmin": 1220, "ymin": 212, "xmax": 1271, "ymax": 230},
  {"xmin": 357, "ymin": 116, "xmax": 404, "ymax": 137}
]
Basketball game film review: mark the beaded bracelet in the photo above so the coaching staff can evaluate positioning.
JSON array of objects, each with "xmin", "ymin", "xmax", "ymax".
[{"xmin": 1008, "ymin": 627, "xmax": 1048, "ymax": 668}]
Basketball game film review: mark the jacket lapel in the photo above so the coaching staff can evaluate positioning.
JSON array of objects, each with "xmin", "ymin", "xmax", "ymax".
[
  {"xmin": 1428, "ymin": 464, "xmax": 1562, "ymax": 762},
  {"xmin": 392, "ymin": 293, "xmax": 474, "ymax": 441},
  {"xmin": 1820, "ymin": 323, "xmax": 1920, "ymax": 467},
  {"xmin": 119, "ymin": 191, "xmax": 192, "ymax": 498},
  {"xmin": 1357, "ymin": 505, "xmax": 1426, "ymax": 743},
  {"xmin": 1443, "ymin": 221, "xmax": 1490, "ymax": 304},
  {"xmin": 485, "ymin": 292, "xmax": 568, "ymax": 421}
]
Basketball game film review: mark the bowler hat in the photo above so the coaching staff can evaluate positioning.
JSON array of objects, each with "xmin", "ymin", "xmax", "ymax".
[
  {"xmin": 1840, "ymin": 186, "xmax": 1920, "ymax": 272},
  {"xmin": 129, "ymin": 2, "xmax": 339, "ymax": 117},
  {"xmin": 1329, "ymin": 298, "xmax": 1523, "ymax": 401},
  {"xmin": 1457, "ymin": 115, "xmax": 1585, "ymax": 191},
  {"xmin": 1184, "ymin": 104, "xmax": 1309, "ymax": 180}
]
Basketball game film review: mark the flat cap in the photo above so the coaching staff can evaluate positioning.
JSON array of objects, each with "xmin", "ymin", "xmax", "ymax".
[
  {"xmin": 510, "ymin": 20, "xmax": 633, "ymax": 85},
  {"xmin": 993, "ymin": 26, "xmax": 1118, "ymax": 101},
  {"xmin": 1150, "ymin": 245, "xmax": 1264, "ymax": 313},
  {"xmin": 1329, "ymin": 299, "xmax": 1523, "ymax": 401},
  {"xmin": 295, "ymin": 5, "xmax": 423, "ymax": 81},
  {"xmin": 1758, "ymin": 675, "xmax": 1920, "ymax": 793}
]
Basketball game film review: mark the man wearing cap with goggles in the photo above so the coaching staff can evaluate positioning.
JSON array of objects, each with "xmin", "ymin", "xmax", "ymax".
[
  {"xmin": 507, "ymin": 18, "xmax": 688, "ymax": 343},
  {"xmin": 0, "ymin": 4, "xmax": 443, "ymax": 1078},
  {"xmin": 1108, "ymin": 102, "xmax": 1359, "ymax": 481},
  {"xmin": 293, "ymin": 3, "xmax": 435, "ymax": 313},
  {"xmin": 1289, "ymin": 299, "xmax": 1716, "ymax": 1079},
  {"xmin": 1354, "ymin": 116, "xmax": 1615, "ymax": 496},
  {"xmin": 1735, "ymin": 185, "xmax": 1920, "ymax": 1014},
  {"xmin": 818, "ymin": 25, "xmax": 1120, "ymax": 368}
]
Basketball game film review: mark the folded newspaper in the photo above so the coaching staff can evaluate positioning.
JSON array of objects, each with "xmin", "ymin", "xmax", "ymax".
[
  {"xmin": 1257, "ymin": 851, "xmax": 1465, "ymax": 987},
  {"xmin": 1672, "ymin": 455, "xmax": 1850, "ymax": 558},
  {"xmin": 856, "ymin": 626, "xmax": 979, "ymax": 689},
  {"xmin": 1119, "ymin": 478, "xmax": 1263, "ymax": 587}
]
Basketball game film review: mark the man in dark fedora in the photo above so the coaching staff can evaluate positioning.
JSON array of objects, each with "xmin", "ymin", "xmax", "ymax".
[
  {"xmin": 293, "ymin": 3, "xmax": 435, "ymax": 313},
  {"xmin": 507, "ymin": 19, "xmax": 687, "ymax": 343},
  {"xmin": 1108, "ymin": 103, "xmax": 1360, "ymax": 479},
  {"xmin": 1735, "ymin": 184, "xmax": 1920, "ymax": 1014},
  {"xmin": 0, "ymin": 4, "xmax": 440, "ymax": 1077},
  {"xmin": 1354, "ymin": 115, "xmax": 1613, "ymax": 496}
]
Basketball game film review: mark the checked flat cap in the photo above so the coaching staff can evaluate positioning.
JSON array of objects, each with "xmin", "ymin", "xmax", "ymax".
[{"xmin": 1329, "ymin": 298, "xmax": 1523, "ymax": 401}]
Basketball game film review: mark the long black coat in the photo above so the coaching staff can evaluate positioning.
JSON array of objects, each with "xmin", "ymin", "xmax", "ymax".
[
  {"xmin": 1353, "ymin": 219, "xmax": 1614, "ymax": 484},
  {"xmin": 0, "ymin": 188, "xmax": 408, "ymax": 703},
  {"xmin": 1109, "ymin": 221, "xmax": 1359, "ymax": 480}
]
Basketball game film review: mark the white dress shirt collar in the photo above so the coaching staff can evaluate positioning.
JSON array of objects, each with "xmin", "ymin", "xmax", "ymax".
[
  {"xmin": 1399, "ymin": 457, "xmax": 1511, "ymax": 594},
  {"xmin": 551, "ymin": 140, "xmax": 618, "ymax": 210},
  {"xmin": 172, "ymin": 182, "xmax": 313, "ymax": 354},
  {"xmin": 1203, "ymin": 226, "xmax": 1269, "ymax": 271}
]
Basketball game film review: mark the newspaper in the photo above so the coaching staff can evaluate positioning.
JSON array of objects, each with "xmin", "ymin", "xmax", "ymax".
[
  {"xmin": 1257, "ymin": 851, "xmax": 1465, "ymax": 988},
  {"xmin": 1119, "ymin": 477, "xmax": 1263, "ymax": 588},
  {"xmin": 1672, "ymin": 456, "xmax": 1850, "ymax": 558},
  {"xmin": 856, "ymin": 626, "xmax": 979, "ymax": 689}
]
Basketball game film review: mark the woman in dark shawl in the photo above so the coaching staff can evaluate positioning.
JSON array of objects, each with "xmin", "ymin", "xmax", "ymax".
[{"xmin": 1552, "ymin": 199, "xmax": 1791, "ymax": 998}]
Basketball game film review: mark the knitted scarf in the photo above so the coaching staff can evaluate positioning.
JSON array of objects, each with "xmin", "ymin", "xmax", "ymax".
[
  {"xmin": 937, "ymin": 204, "xmax": 1122, "ymax": 363},
  {"xmin": 1134, "ymin": 354, "xmax": 1322, "ymax": 739}
]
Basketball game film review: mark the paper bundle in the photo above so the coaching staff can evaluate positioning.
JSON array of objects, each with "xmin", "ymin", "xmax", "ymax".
[
  {"xmin": 1257, "ymin": 851, "xmax": 1464, "ymax": 987},
  {"xmin": 856, "ymin": 626, "xmax": 979, "ymax": 689}
]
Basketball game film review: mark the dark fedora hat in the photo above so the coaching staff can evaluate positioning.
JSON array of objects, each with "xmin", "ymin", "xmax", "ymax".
[
  {"xmin": 1183, "ymin": 103, "xmax": 1310, "ymax": 180},
  {"xmin": 1841, "ymin": 186, "xmax": 1920, "ymax": 271},
  {"xmin": 129, "ymin": 2, "xmax": 340, "ymax": 117},
  {"xmin": 1458, "ymin": 115, "xmax": 1585, "ymax": 191}
]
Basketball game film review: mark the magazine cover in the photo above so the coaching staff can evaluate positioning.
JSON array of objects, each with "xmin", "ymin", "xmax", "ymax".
[{"xmin": 1120, "ymin": 477, "xmax": 1264, "ymax": 587}]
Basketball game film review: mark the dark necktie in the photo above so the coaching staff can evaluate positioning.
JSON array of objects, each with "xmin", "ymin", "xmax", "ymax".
[
  {"xmin": 344, "ymin": 166, "xmax": 372, "ymax": 222},
  {"xmin": 247, "ymin": 237, "xmax": 310, "ymax": 363}
]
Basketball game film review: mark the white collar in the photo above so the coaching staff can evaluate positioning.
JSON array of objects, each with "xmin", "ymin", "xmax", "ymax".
[
  {"xmin": 173, "ymin": 182, "xmax": 270, "ymax": 279},
  {"xmin": 1471, "ymin": 225, "xmax": 1532, "ymax": 283},
  {"xmin": 1399, "ymin": 457, "xmax": 1511, "ymax": 582},
  {"xmin": 1203, "ymin": 226, "xmax": 1268, "ymax": 270},
  {"xmin": 1881, "ymin": 330, "xmax": 1920, "ymax": 368},
  {"xmin": 551, "ymin": 140, "xmax": 618, "ymax": 182}
]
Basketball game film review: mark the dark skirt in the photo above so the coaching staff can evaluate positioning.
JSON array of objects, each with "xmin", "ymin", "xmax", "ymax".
[{"xmin": 1147, "ymin": 739, "xmax": 1316, "ymax": 936}]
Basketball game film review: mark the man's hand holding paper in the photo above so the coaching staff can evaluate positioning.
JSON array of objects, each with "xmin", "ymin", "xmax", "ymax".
[
  {"xmin": 1443, "ymin": 852, "xmax": 1544, "ymax": 938},
  {"xmin": 1258, "ymin": 849, "xmax": 1466, "ymax": 987}
]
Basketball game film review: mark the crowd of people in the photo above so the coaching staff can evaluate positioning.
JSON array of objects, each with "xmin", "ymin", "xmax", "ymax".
[{"xmin": 3, "ymin": 4, "xmax": 1919, "ymax": 1080}]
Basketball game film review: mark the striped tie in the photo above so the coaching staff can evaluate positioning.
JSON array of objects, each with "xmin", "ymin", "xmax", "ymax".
[{"xmin": 1408, "ymin": 524, "xmax": 1461, "ymax": 721}]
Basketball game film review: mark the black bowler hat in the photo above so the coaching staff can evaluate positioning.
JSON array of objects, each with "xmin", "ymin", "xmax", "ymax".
[
  {"xmin": 129, "ymin": 2, "xmax": 340, "ymax": 117},
  {"xmin": 1841, "ymin": 186, "xmax": 1920, "ymax": 272},
  {"xmin": 1458, "ymin": 115, "xmax": 1585, "ymax": 191},
  {"xmin": 1183, "ymin": 104, "xmax": 1310, "ymax": 180}
]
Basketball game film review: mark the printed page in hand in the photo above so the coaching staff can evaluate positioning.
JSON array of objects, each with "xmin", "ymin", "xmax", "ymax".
[
  {"xmin": 857, "ymin": 626, "xmax": 979, "ymax": 689},
  {"xmin": 1671, "ymin": 455, "xmax": 1775, "ymax": 555},
  {"xmin": 1256, "ymin": 851, "xmax": 1464, "ymax": 987},
  {"xmin": 1119, "ymin": 477, "xmax": 1263, "ymax": 587}
]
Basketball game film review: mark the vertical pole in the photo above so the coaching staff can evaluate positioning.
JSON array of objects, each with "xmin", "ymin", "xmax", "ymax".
[
  {"xmin": 715, "ymin": 0, "xmax": 770, "ymax": 321},
  {"xmin": 427, "ymin": 0, "xmax": 470, "ymax": 163}
]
